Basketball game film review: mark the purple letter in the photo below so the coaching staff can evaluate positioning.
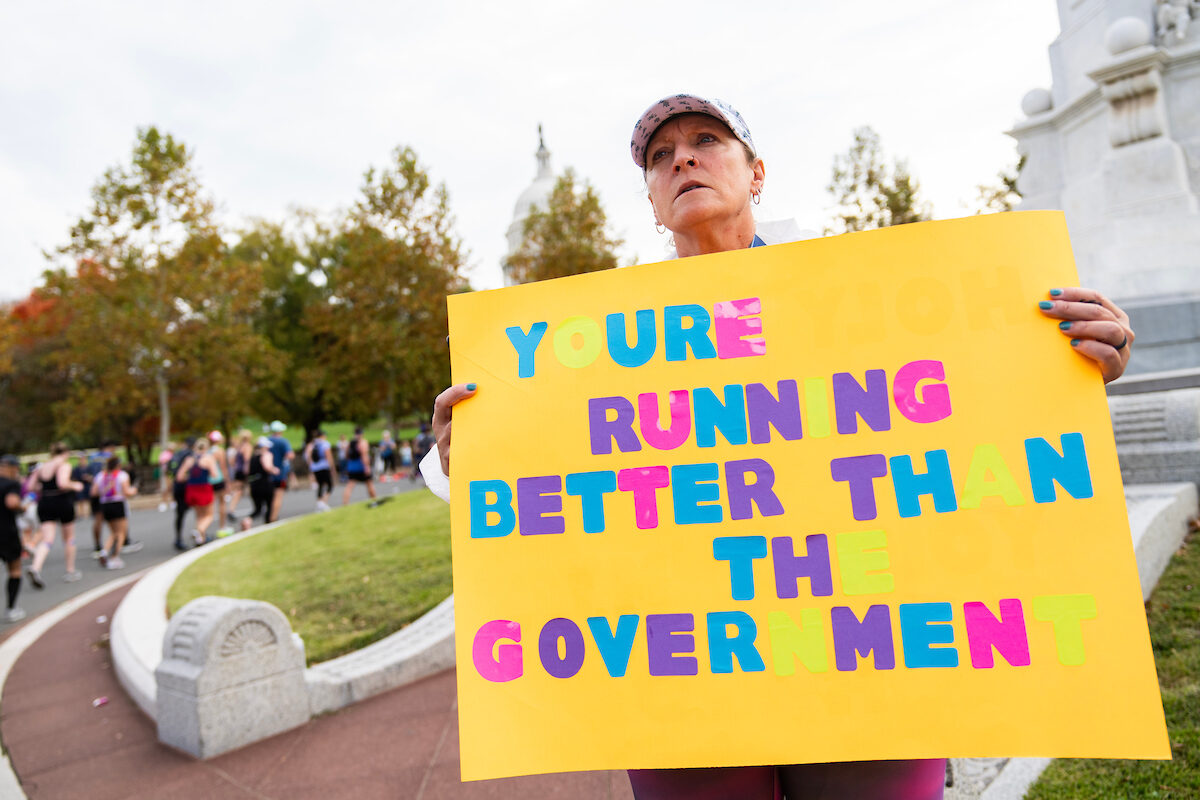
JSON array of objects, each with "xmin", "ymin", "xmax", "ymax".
[
  {"xmin": 725, "ymin": 458, "xmax": 784, "ymax": 520},
  {"xmin": 832, "ymin": 370, "xmax": 892, "ymax": 434},
  {"xmin": 746, "ymin": 380, "xmax": 803, "ymax": 444},
  {"xmin": 772, "ymin": 534, "xmax": 833, "ymax": 598},
  {"xmin": 830, "ymin": 454, "xmax": 888, "ymax": 521},
  {"xmin": 588, "ymin": 396, "xmax": 641, "ymax": 455},
  {"xmin": 646, "ymin": 614, "xmax": 698, "ymax": 676},
  {"xmin": 517, "ymin": 475, "xmax": 564, "ymax": 535},
  {"xmin": 831, "ymin": 605, "xmax": 895, "ymax": 671},
  {"xmin": 538, "ymin": 618, "xmax": 586, "ymax": 679}
]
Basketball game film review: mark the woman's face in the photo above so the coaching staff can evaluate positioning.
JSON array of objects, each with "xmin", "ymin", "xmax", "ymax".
[{"xmin": 644, "ymin": 113, "xmax": 764, "ymax": 238}]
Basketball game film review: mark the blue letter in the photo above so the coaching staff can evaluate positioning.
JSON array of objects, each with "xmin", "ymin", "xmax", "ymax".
[
  {"xmin": 713, "ymin": 536, "xmax": 767, "ymax": 600},
  {"xmin": 899, "ymin": 602, "xmax": 958, "ymax": 668},
  {"xmin": 565, "ymin": 471, "xmax": 617, "ymax": 533},
  {"xmin": 672, "ymin": 463, "xmax": 722, "ymax": 525},
  {"xmin": 587, "ymin": 615, "xmax": 640, "ymax": 677},
  {"xmin": 506, "ymin": 322, "xmax": 548, "ymax": 379},
  {"xmin": 693, "ymin": 385, "xmax": 748, "ymax": 447},
  {"xmin": 1025, "ymin": 433, "xmax": 1093, "ymax": 503},
  {"xmin": 707, "ymin": 611, "xmax": 765, "ymax": 674},
  {"xmin": 607, "ymin": 310, "xmax": 657, "ymax": 368},
  {"xmin": 890, "ymin": 450, "xmax": 958, "ymax": 518},
  {"xmin": 469, "ymin": 480, "xmax": 515, "ymax": 538},
  {"xmin": 664, "ymin": 304, "xmax": 716, "ymax": 361}
]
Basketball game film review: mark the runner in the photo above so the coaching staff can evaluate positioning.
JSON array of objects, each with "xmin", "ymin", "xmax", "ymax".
[
  {"xmin": 175, "ymin": 439, "xmax": 217, "ymax": 546},
  {"xmin": 28, "ymin": 443, "xmax": 85, "ymax": 587},
  {"xmin": 93, "ymin": 456, "xmax": 138, "ymax": 569},
  {"xmin": 207, "ymin": 430, "xmax": 231, "ymax": 532},
  {"xmin": 83, "ymin": 442, "xmax": 115, "ymax": 557},
  {"xmin": 306, "ymin": 430, "xmax": 334, "ymax": 512},
  {"xmin": 227, "ymin": 429, "xmax": 253, "ymax": 522},
  {"xmin": 167, "ymin": 437, "xmax": 195, "ymax": 551},
  {"xmin": 341, "ymin": 427, "xmax": 377, "ymax": 505},
  {"xmin": 0, "ymin": 455, "xmax": 28, "ymax": 622},
  {"xmin": 245, "ymin": 436, "xmax": 278, "ymax": 526},
  {"xmin": 267, "ymin": 421, "xmax": 293, "ymax": 524}
]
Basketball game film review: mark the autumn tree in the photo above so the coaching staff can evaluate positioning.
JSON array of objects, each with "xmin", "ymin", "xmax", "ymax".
[
  {"xmin": 45, "ymin": 127, "xmax": 270, "ymax": 463},
  {"xmin": 826, "ymin": 126, "xmax": 931, "ymax": 234},
  {"xmin": 312, "ymin": 146, "xmax": 469, "ymax": 428},
  {"xmin": 503, "ymin": 169, "xmax": 622, "ymax": 285},
  {"xmin": 0, "ymin": 293, "xmax": 68, "ymax": 454}
]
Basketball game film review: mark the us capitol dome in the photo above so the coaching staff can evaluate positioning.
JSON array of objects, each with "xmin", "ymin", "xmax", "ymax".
[{"xmin": 502, "ymin": 125, "xmax": 557, "ymax": 286}]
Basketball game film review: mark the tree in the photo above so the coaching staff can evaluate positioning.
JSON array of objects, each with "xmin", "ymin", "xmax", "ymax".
[
  {"xmin": 45, "ymin": 127, "xmax": 271, "ymax": 463},
  {"xmin": 0, "ymin": 293, "xmax": 69, "ymax": 454},
  {"xmin": 826, "ymin": 126, "xmax": 931, "ymax": 234},
  {"xmin": 503, "ymin": 169, "xmax": 623, "ymax": 285},
  {"xmin": 235, "ymin": 212, "xmax": 340, "ymax": 435},
  {"xmin": 974, "ymin": 154, "xmax": 1025, "ymax": 215},
  {"xmin": 312, "ymin": 146, "xmax": 470, "ymax": 428}
]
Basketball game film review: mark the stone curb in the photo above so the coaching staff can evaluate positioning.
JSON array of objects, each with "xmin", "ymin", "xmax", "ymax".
[
  {"xmin": 110, "ymin": 521, "xmax": 456, "ymax": 729},
  {"xmin": 0, "ymin": 571, "xmax": 146, "ymax": 800}
]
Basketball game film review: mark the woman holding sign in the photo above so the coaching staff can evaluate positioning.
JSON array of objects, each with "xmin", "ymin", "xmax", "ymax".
[{"xmin": 426, "ymin": 95, "xmax": 1135, "ymax": 799}]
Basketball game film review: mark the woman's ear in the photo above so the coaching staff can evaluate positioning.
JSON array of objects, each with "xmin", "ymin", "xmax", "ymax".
[{"xmin": 751, "ymin": 158, "xmax": 766, "ymax": 195}]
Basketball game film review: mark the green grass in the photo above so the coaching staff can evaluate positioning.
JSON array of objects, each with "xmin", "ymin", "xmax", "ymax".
[
  {"xmin": 236, "ymin": 418, "xmax": 419, "ymax": 451},
  {"xmin": 1027, "ymin": 524, "xmax": 1200, "ymax": 799},
  {"xmin": 167, "ymin": 490, "xmax": 451, "ymax": 665}
]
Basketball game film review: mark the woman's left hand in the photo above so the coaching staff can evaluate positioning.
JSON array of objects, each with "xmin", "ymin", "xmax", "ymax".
[{"xmin": 1038, "ymin": 287, "xmax": 1133, "ymax": 384}]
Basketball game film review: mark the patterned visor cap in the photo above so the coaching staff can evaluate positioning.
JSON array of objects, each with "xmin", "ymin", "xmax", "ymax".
[{"xmin": 630, "ymin": 94, "xmax": 755, "ymax": 169}]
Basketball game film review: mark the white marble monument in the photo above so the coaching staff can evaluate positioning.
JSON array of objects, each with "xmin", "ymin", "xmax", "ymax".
[{"xmin": 1010, "ymin": 0, "xmax": 1200, "ymax": 373}]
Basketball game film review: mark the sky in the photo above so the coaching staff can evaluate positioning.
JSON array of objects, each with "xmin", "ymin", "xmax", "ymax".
[{"xmin": 0, "ymin": 1, "xmax": 1063, "ymax": 301}]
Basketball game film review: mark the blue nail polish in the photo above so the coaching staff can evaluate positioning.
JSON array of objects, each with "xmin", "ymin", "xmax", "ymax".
[
  {"xmin": 1070, "ymin": 339, "xmax": 1080, "ymax": 347},
  {"xmin": 466, "ymin": 383, "xmax": 477, "ymax": 391},
  {"xmin": 1058, "ymin": 321, "xmax": 1072, "ymax": 330},
  {"xmin": 1039, "ymin": 301, "xmax": 1054, "ymax": 310},
  {"xmin": 1050, "ymin": 289, "xmax": 1063, "ymax": 297}
]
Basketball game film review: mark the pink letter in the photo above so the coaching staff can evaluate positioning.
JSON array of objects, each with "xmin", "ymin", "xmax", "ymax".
[
  {"xmin": 617, "ymin": 466, "xmax": 670, "ymax": 529},
  {"xmin": 638, "ymin": 391, "xmax": 692, "ymax": 450},
  {"xmin": 473, "ymin": 620, "xmax": 523, "ymax": 682},
  {"xmin": 714, "ymin": 298, "xmax": 766, "ymax": 359},
  {"xmin": 963, "ymin": 599, "xmax": 1030, "ymax": 668},
  {"xmin": 893, "ymin": 360, "xmax": 951, "ymax": 423}
]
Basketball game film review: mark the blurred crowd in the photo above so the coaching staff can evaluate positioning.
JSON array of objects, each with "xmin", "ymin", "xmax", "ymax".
[{"xmin": 0, "ymin": 421, "xmax": 437, "ymax": 624}]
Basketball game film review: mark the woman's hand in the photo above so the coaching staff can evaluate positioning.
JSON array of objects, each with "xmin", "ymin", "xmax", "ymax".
[
  {"xmin": 432, "ymin": 383, "xmax": 478, "ymax": 477},
  {"xmin": 1038, "ymin": 287, "xmax": 1133, "ymax": 384}
]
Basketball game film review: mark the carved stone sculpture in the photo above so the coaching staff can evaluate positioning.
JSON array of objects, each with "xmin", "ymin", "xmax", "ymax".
[
  {"xmin": 156, "ymin": 596, "xmax": 310, "ymax": 759},
  {"xmin": 1156, "ymin": 0, "xmax": 1193, "ymax": 43}
]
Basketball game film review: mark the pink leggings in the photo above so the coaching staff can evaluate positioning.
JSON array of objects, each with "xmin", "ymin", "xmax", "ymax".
[{"xmin": 628, "ymin": 759, "xmax": 946, "ymax": 800}]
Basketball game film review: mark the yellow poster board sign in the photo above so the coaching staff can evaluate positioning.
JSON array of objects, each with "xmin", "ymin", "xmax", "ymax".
[{"xmin": 446, "ymin": 212, "xmax": 1168, "ymax": 781}]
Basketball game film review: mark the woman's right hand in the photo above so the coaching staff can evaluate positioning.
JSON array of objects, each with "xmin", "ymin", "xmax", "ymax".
[{"xmin": 432, "ymin": 383, "xmax": 478, "ymax": 477}]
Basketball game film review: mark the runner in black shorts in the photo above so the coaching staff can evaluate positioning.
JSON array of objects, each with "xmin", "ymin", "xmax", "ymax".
[
  {"xmin": 0, "ymin": 455, "xmax": 28, "ymax": 622},
  {"xmin": 29, "ymin": 443, "xmax": 85, "ymax": 587},
  {"xmin": 341, "ymin": 427, "xmax": 377, "ymax": 505}
]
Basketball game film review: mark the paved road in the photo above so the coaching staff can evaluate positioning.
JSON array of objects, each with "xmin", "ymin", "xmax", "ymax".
[{"xmin": 9, "ymin": 476, "xmax": 427, "ymax": 623}]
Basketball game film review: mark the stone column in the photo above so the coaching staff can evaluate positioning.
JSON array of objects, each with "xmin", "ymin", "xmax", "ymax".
[{"xmin": 156, "ymin": 597, "xmax": 310, "ymax": 759}]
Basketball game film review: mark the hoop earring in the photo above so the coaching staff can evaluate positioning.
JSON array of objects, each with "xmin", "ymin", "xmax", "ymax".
[
  {"xmin": 655, "ymin": 222, "xmax": 666, "ymax": 234},
  {"xmin": 752, "ymin": 190, "xmax": 762, "ymax": 206}
]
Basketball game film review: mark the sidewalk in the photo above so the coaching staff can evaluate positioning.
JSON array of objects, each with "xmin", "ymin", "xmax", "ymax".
[{"xmin": 0, "ymin": 584, "xmax": 635, "ymax": 799}]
